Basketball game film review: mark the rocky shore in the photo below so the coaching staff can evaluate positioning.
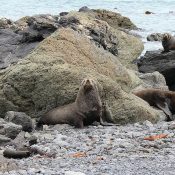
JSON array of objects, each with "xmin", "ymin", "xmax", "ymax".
[
  {"xmin": 0, "ymin": 6, "xmax": 175, "ymax": 175},
  {"xmin": 1, "ymin": 121, "xmax": 175, "ymax": 175}
]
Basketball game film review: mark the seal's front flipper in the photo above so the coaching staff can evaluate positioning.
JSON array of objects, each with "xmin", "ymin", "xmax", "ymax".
[{"xmin": 156, "ymin": 102, "xmax": 173, "ymax": 120}]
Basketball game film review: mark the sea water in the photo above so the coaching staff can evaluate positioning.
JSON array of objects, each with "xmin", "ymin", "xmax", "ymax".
[{"xmin": 1, "ymin": 0, "xmax": 175, "ymax": 51}]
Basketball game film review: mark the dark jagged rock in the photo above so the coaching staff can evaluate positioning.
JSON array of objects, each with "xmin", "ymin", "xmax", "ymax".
[
  {"xmin": 137, "ymin": 50, "xmax": 175, "ymax": 90},
  {"xmin": 147, "ymin": 33, "xmax": 163, "ymax": 41},
  {"xmin": 59, "ymin": 16, "xmax": 80, "ymax": 28},
  {"xmin": 79, "ymin": 6, "xmax": 91, "ymax": 12},
  {"xmin": 145, "ymin": 11, "xmax": 155, "ymax": 15},
  {"xmin": 59, "ymin": 12, "xmax": 69, "ymax": 16},
  {"xmin": 26, "ymin": 14, "xmax": 60, "ymax": 38},
  {"xmin": 0, "ymin": 29, "xmax": 38, "ymax": 69},
  {"xmin": 0, "ymin": 14, "xmax": 61, "ymax": 69}
]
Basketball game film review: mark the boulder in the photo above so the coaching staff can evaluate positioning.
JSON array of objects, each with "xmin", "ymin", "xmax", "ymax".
[
  {"xmin": 5, "ymin": 111, "xmax": 34, "ymax": 132},
  {"xmin": 93, "ymin": 9, "xmax": 137, "ymax": 30},
  {"xmin": 133, "ymin": 71, "xmax": 168, "ymax": 91},
  {"xmin": 0, "ymin": 28, "xmax": 160, "ymax": 124},
  {"xmin": 0, "ymin": 14, "xmax": 60, "ymax": 69},
  {"xmin": 137, "ymin": 50, "xmax": 175, "ymax": 90},
  {"xmin": 0, "ymin": 29, "xmax": 38, "ymax": 69},
  {"xmin": 58, "ymin": 11, "xmax": 143, "ymax": 69},
  {"xmin": 147, "ymin": 33, "xmax": 163, "ymax": 41},
  {"xmin": 0, "ymin": 118, "xmax": 22, "ymax": 139},
  {"xmin": 0, "ymin": 10, "xmax": 143, "ymax": 70}
]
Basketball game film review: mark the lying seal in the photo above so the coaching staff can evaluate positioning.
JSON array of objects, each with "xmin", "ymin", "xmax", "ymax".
[
  {"xmin": 38, "ymin": 78, "xmax": 114, "ymax": 128},
  {"xmin": 133, "ymin": 89, "xmax": 175, "ymax": 120},
  {"xmin": 162, "ymin": 33, "xmax": 175, "ymax": 52}
]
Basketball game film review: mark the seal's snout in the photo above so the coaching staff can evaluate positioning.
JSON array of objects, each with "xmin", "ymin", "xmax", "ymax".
[{"xmin": 84, "ymin": 79, "xmax": 93, "ymax": 91}]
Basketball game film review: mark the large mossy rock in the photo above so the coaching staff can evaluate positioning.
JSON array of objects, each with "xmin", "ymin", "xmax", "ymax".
[
  {"xmin": 59, "ymin": 10, "xmax": 143, "ymax": 69},
  {"xmin": 0, "ymin": 28, "xmax": 160, "ymax": 124}
]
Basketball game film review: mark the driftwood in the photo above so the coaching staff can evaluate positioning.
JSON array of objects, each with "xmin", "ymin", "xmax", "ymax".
[{"xmin": 3, "ymin": 149, "xmax": 31, "ymax": 159}]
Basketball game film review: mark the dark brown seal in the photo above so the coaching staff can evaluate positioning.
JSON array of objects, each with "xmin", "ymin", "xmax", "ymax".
[
  {"xmin": 38, "ymin": 78, "xmax": 105, "ymax": 128},
  {"xmin": 162, "ymin": 33, "xmax": 175, "ymax": 52},
  {"xmin": 133, "ymin": 89, "xmax": 175, "ymax": 120}
]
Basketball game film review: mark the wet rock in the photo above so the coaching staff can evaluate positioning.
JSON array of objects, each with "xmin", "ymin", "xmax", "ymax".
[
  {"xmin": 145, "ymin": 11, "xmax": 155, "ymax": 15},
  {"xmin": 5, "ymin": 111, "xmax": 33, "ymax": 132},
  {"xmin": 137, "ymin": 50, "xmax": 175, "ymax": 90},
  {"xmin": 147, "ymin": 33, "xmax": 163, "ymax": 41}
]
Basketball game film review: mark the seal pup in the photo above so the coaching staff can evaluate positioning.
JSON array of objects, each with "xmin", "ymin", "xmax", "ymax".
[
  {"xmin": 162, "ymin": 33, "xmax": 175, "ymax": 52},
  {"xmin": 133, "ymin": 89, "xmax": 175, "ymax": 120},
  {"xmin": 38, "ymin": 78, "xmax": 115, "ymax": 128}
]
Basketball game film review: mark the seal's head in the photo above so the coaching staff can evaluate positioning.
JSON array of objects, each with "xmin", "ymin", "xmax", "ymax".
[
  {"xmin": 81, "ymin": 78, "xmax": 98, "ymax": 92},
  {"xmin": 162, "ymin": 33, "xmax": 172, "ymax": 41}
]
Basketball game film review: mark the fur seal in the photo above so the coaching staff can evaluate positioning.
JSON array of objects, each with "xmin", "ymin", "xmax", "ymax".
[
  {"xmin": 162, "ymin": 33, "xmax": 175, "ymax": 52},
  {"xmin": 133, "ymin": 89, "xmax": 175, "ymax": 120},
  {"xmin": 38, "ymin": 78, "xmax": 114, "ymax": 128}
]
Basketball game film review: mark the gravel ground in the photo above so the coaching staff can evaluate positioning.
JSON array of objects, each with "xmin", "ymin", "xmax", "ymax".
[{"xmin": 1, "ymin": 121, "xmax": 175, "ymax": 175}]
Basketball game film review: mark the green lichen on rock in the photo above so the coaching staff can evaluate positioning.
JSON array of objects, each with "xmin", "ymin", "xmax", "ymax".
[{"xmin": 0, "ymin": 27, "xmax": 159, "ymax": 124}]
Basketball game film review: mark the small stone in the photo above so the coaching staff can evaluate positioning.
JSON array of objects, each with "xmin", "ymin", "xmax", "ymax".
[
  {"xmin": 143, "ymin": 120, "xmax": 153, "ymax": 128},
  {"xmin": 43, "ymin": 125, "xmax": 49, "ymax": 131},
  {"xmin": 169, "ymin": 122, "xmax": 175, "ymax": 130},
  {"xmin": 41, "ymin": 133, "xmax": 54, "ymax": 140},
  {"xmin": 24, "ymin": 132, "xmax": 31, "ymax": 138}
]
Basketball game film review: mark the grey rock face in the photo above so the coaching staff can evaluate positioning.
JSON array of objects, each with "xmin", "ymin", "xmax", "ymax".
[
  {"xmin": 5, "ymin": 111, "xmax": 33, "ymax": 132},
  {"xmin": 0, "ymin": 14, "xmax": 60, "ymax": 70},
  {"xmin": 0, "ymin": 28, "xmax": 38, "ymax": 69}
]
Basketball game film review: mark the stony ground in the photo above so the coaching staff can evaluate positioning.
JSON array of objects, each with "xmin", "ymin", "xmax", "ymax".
[{"xmin": 1, "ymin": 120, "xmax": 175, "ymax": 175}]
